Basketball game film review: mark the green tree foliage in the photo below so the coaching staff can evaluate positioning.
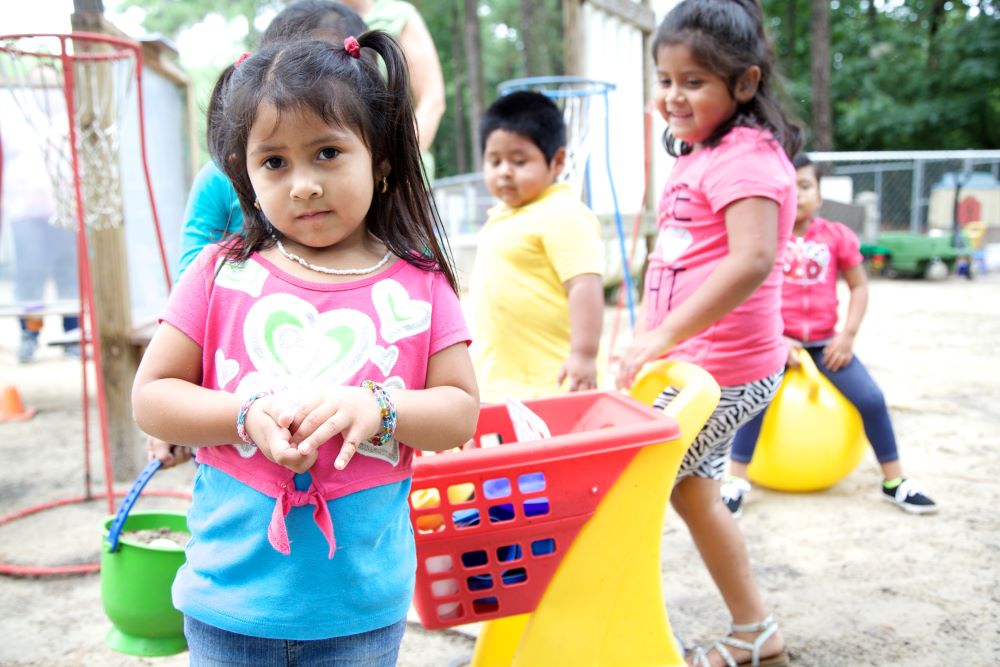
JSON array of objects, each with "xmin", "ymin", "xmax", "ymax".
[
  {"xmin": 420, "ymin": 0, "xmax": 563, "ymax": 177},
  {"xmin": 764, "ymin": 0, "xmax": 999, "ymax": 150},
  {"xmin": 113, "ymin": 0, "xmax": 997, "ymax": 176}
]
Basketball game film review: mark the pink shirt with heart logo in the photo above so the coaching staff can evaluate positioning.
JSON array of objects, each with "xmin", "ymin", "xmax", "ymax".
[
  {"xmin": 162, "ymin": 245, "xmax": 470, "ymax": 557},
  {"xmin": 644, "ymin": 127, "xmax": 796, "ymax": 386}
]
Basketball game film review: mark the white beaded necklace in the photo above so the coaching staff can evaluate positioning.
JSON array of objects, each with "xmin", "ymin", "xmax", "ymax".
[{"xmin": 273, "ymin": 236, "xmax": 393, "ymax": 276}]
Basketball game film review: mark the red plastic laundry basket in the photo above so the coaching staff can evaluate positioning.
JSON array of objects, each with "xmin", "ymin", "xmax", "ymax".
[{"xmin": 408, "ymin": 390, "xmax": 679, "ymax": 630}]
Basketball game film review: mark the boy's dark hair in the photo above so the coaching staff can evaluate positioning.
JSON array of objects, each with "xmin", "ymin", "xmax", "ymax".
[
  {"xmin": 792, "ymin": 153, "xmax": 823, "ymax": 182},
  {"xmin": 207, "ymin": 33, "xmax": 458, "ymax": 292},
  {"xmin": 652, "ymin": 0, "xmax": 802, "ymax": 159},
  {"xmin": 479, "ymin": 91, "xmax": 566, "ymax": 163},
  {"xmin": 260, "ymin": 0, "xmax": 366, "ymax": 46}
]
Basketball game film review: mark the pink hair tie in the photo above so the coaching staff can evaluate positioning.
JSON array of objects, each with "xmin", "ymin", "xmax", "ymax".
[
  {"xmin": 344, "ymin": 36, "xmax": 361, "ymax": 59},
  {"xmin": 235, "ymin": 52, "xmax": 251, "ymax": 69}
]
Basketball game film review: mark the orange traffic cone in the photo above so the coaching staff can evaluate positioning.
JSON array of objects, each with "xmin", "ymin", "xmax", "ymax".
[{"xmin": 0, "ymin": 385, "xmax": 36, "ymax": 422}]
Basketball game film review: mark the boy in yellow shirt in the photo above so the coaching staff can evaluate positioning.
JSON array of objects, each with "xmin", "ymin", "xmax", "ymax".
[{"xmin": 468, "ymin": 91, "xmax": 605, "ymax": 403}]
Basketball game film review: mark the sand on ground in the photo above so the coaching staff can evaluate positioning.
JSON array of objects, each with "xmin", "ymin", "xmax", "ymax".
[{"xmin": 0, "ymin": 273, "xmax": 998, "ymax": 666}]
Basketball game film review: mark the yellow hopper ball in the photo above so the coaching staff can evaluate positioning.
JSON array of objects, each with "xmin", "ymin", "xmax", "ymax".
[{"xmin": 746, "ymin": 349, "xmax": 867, "ymax": 492}]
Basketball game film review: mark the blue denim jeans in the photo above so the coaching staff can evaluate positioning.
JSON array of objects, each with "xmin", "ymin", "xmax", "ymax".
[{"xmin": 184, "ymin": 615, "xmax": 406, "ymax": 666}]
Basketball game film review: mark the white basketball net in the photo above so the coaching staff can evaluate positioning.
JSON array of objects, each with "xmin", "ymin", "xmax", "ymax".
[
  {"xmin": 499, "ymin": 77, "xmax": 614, "ymax": 198},
  {"xmin": 0, "ymin": 35, "xmax": 137, "ymax": 230}
]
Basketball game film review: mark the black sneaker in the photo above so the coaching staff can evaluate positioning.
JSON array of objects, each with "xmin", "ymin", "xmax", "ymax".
[
  {"xmin": 881, "ymin": 478, "xmax": 938, "ymax": 515},
  {"xmin": 721, "ymin": 476, "xmax": 751, "ymax": 518}
]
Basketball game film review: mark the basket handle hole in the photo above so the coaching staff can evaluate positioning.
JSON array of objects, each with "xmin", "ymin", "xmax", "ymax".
[
  {"xmin": 461, "ymin": 549, "xmax": 489, "ymax": 568},
  {"xmin": 496, "ymin": 543, "xmax": 522, "ymax": 563},
  {"xmin": 472, "ymin": 597, "xmax": 500, "ymax": 614},
  {"xmin": 530, "ymin": 538, "xmax": 556, "ymax": 556},
  {"xmin": 414, "ymin": 514, "xmax": 445, "ymax": 534},
  {"xmin": 518, "ymin": 472, "xmax": 546, "ymax": 493},
  {"xmin": 488, "ymin": 503, "xmax": 515, "ymax": 524},
  {"xmin": 447, "ymin": 483, "xmax": 476, "ymax": 504},
  {"xmin": 425, "ymin": 554, "xmax": 454, "ymax": 574},
  {"xmin": 410, "ymin": 488, "xmax": 440, "ymax": 509},
  {"xmin": 484, "ymin": 477, "xmax": 511, "ymax": 499},
  {"xmin": 431, "ymin": 578, "xmax": 459, "ymax": 598},
  {"xmin": 436, "ymin": 601, "xmax": 462, "ymax": 621},
  {"xmin": 523, "ymin": 497, "xmax": 550, "ymax": 517},
  {"xmin": 467, "ymin": 574, "xmax": 494, "ymax": 591},
  {"xmin": 501, "ymin": 567, "xmax": 528, "ymax": 586},
  {"xmin": 452, "ymin": 508, "xmax": 480, "ymax": 528}
]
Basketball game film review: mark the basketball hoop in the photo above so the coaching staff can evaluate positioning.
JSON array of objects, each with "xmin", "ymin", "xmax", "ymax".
[
  {"xmin": 498, "ymin": 76, "xmax": 635, "ymax": 327},
  {"xmin": 0, "ymin": 33, "xmax": 174, "ymax": 575}
]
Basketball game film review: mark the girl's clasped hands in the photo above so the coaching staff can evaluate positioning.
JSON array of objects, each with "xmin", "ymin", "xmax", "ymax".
[{"xmin": 243, "ymin": 386, "xmax": 385, "ymax": 473}]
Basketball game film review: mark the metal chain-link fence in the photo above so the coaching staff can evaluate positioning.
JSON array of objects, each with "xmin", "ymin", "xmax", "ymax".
[{"xmin": 809, "ymin": 150, "xmax": 1000, "ymax": 243}]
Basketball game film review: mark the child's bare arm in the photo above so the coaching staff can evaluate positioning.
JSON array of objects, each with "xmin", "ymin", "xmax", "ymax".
[
  {"xmin": 559, "ymin": 272, "xmax": 603, "ymax": 391},
  {"xmin": 616, "ymin": 197, "xmax": 778, "ymax": 387},
  {"xmin": 823, "ymin": 263, "xmax": 868, "ymax": 371},
  {"xmin": 133, "ymin": 323, "xmax": 245, "ymax": 446},
  {"xmin": 134, "ymin": 323, "xmax": 310, "ymax": 471}
]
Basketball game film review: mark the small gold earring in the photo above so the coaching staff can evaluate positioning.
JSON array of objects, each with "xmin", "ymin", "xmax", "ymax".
[
  {"xmin": 254, "ymin": 199, "xmax": 261, "ymax": 210},
  {"xmin": 379, "ymin": 176, "xmax": 388, "ymax": 194}
]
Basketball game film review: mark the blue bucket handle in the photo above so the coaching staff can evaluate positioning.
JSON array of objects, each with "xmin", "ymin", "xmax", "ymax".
[{"xmin": 105, "ymin": 458, "xmax": 162, "ymax": 553}]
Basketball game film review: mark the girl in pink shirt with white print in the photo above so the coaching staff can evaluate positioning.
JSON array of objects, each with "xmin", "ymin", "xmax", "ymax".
[
  {"xmin": 614, "ymin": 0, "xmax": 800, "ymax": 664},
  {"xmin": 132, "ymin": 33, "xmax": 478, "ymax": 666},
  {"xmin": 725, "ymin": 155, "xmax": 937, "ymax": 518}
]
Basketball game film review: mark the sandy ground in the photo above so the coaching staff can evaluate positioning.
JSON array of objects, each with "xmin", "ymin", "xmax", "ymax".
[{"xmin": 1, "ymin": 273, "xmax": 998, "ymax": 666}]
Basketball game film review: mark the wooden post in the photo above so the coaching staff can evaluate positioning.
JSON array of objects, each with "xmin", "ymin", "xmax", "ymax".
[
  {"xmin": 72, "ymin": 1, "xmax": 143, "ymax": 481},
  {"xmin": 562, "ymin": 0, "xmax": 584, "ymax": 76}
]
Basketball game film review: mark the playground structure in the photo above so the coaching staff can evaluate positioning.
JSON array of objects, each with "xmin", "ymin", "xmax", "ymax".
[
  {"xmin": 409, "ymin": 360, "xmax": 720, "ymax": 665},
  {"xmin": 0, "ymin": 25, "xmax": 192, "ymax": 577},
  {"xmin": 746, "ymin": 350, "xmax": 867, "ymax": 493}
]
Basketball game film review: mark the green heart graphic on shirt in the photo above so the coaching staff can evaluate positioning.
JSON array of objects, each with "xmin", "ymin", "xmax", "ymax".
[
  {"xmin": 372, "ymin": 278, "xmax": 431, "ymax": 343},
  {"xmin": 244, "ymin": 294, "xmax": 374, "ymax": 386}
]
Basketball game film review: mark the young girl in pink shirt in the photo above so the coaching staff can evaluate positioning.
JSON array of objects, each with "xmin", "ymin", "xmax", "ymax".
[
  {"xmin": 614, "ymin": 0, "xmax": 799, "ymax": 664},
  {"xmin": 724, "ymin": 155, "xmax": 937, "ymax": 517},
  {"xmin": 132, "ymin": 33, "xmax": 478, "ymax": 665}
]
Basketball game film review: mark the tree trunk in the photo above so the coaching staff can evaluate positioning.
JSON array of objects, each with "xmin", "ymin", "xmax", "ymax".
[
  {"xmin": 519, "ymin": 0, "xmax": 543, "ymax": 76},
  {"xmin": 785, "ymin": 0, "xmax": 797, "ymax": 80},
  {"xmin": 810, "ymin": 0, "xmax": 833, "ymax": 150},
  {"xmin": 463, "ymin": 0, "xmax": 484, "ymax": 171},
  {"xmin": 451, "ymin": 0, "xmax": 468, "ymax": 174},
  {"xmin": 926, "ymin": 0, "xmax": 948, "ymax": 69},
  {"xmin": 562, "ymin": 0, "xmax": 584, "ymax": 76}
]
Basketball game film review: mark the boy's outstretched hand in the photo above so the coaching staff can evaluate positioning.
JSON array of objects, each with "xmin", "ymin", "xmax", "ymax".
[
  {"xmin": 558, "ymin": 352, "xmax": 598, "ymax": 392},
  {"xmin": 285, "ymin": 386, "xmax": 384, "ymax": 471}
]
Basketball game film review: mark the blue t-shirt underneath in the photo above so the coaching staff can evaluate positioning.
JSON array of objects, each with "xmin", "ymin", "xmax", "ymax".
[
  {"xmin": 173, "ymin": 463, "xmax": 415, "ymax": 639},
  {"xmin": 176, "ymin": 162, "xmax": 244, "ymax": 278}
]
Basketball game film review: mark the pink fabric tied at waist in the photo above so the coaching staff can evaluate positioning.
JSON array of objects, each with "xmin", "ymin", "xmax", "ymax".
[{"xmin": 267, "ymin": 483, "xmax": 336, "ymax": 558}]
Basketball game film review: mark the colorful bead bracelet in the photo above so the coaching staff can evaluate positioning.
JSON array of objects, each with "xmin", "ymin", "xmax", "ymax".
[
  {"xmin": 236, "ymin": 391, "xmax": 272, "ymax": 445},
  {"xmin": 361, "ymin": 380, "xmax": 396, "ymax": 447}
]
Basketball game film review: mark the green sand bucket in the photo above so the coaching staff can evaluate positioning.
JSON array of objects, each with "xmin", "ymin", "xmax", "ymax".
[{"xmin": 101, "ymin": 459, "xmax": 188, "ymax": 656}]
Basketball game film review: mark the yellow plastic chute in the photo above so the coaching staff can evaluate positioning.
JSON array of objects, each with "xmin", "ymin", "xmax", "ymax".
[{"xmin": 469, "ymin": 360, "xmax": 720, "ymax": 666}]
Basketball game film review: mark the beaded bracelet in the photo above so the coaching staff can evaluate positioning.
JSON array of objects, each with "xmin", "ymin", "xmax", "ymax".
[
  {"xmin": 236, "ymin": 391, "xmax": 272, "ymax": 445},
  {"xmin": 361, "ymin": 380, "xmax": 396, "ymax": 447}
]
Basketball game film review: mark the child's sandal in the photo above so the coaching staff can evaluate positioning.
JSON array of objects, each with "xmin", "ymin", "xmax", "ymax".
[{"xmin": 688, "ymin": 614, "xmax": 789, "ymax": 667}]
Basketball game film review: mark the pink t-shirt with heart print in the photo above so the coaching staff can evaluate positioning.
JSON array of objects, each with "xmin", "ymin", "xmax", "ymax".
[
  {"xmin": 161, "ymin": 245, "xmax": 470, "ymax": 557},
  {"xmin": 644, "ymin": 126, "xmax": 796, "ymax": 386}
]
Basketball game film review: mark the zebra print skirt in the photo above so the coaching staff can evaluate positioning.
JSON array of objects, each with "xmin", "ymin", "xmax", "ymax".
[{"xmin": 653, "ymin": 370, "xmax": 783, "ymax": 481}]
